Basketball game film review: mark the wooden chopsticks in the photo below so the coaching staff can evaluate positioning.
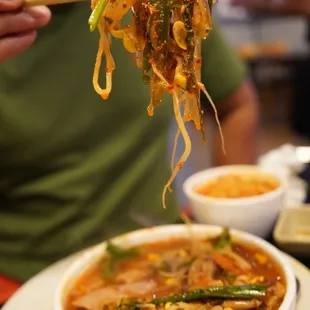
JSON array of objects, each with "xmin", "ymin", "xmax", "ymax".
[{"xmin": 24, "ymin": 0, "xmax": 87, "ymax": 7}]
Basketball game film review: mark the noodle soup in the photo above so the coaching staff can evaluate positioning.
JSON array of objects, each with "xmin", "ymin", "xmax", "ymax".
[{"xmin": 64, "ymin": 228, "xmax": 289, "ymax": 310}]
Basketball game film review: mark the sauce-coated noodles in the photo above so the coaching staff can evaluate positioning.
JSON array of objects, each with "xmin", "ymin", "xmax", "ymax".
[{"xmin": 88, "ymin": 0, "xmax": 225, "ymax": 207}]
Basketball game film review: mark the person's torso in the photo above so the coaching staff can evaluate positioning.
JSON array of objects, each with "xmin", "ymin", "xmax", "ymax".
[{"xmin": 0, "ymin": 3, "xmax": 178, "ymax": 281}]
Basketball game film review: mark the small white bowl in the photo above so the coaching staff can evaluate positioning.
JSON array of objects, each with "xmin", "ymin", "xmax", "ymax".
[
  {"xmin": 183, "ymin": 165, "xmax": 286, "ymax": 238},
  {"xmin": 274, "ymin": 207, "xmax": 310, "ymax": 257},
  {"xmin": 54, "ymin": 225, "xmax": 296, "ymax": 310}
]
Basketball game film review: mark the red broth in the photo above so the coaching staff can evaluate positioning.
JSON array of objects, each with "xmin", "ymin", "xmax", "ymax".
[{"xmin": 66, "ymin": 235, "xmax": 285, "ymax": 310}]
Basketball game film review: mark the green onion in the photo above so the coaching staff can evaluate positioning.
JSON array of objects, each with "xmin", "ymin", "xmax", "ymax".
[
  {"xmin": 106, "ymin": 241, "xmax": 138, "ymax": 260},
  {"xmin": 183, "ymin": 1, "xmax": 195, "ymax": 92},
  {"xmin": 215, "ymin": 228, "xmax": 232, "ymax": 250},
  {"xmin": 102, "ymin": 242, "xmax": 138, "ymax": 278},
  {"xmin": 88, "ymin": 0, "xmax": 109, "ymax": 32},
  {"xmin": 151, "ymin": 285, "xmax": 269, "ymax": 304}
]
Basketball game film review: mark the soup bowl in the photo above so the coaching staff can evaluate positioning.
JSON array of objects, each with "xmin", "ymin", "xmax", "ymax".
[
  {"xmin": 54, "ymin": 224, "xmax": 296, "ymax": 310},
  {"xmin": 183, "ymin": 165, "xmax": 286, "ymax": 238}
]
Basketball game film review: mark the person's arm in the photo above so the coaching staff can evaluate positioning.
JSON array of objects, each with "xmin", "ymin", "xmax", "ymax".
[
  {"xmin": 201, "ymin": 23, "xmax": 259, "ymax": 166},
  {"xmin": 232, "ymin": 0, "xmax": 310, "ymax": 17},
  {"xmin": 211, "ymin": 79, "xmax": 259, "ymax": 166},
  {"xmin": 0, "ymin": 0, "xmax": 51, "ymax": 63}
]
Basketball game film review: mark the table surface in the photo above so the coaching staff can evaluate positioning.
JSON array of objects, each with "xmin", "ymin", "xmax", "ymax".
[{"xmin": 266, "ymin": 234, "xmax": 310, "ymax": 269}]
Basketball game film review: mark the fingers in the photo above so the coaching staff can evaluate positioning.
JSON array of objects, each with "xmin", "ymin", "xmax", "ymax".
[
  {"xmin": 0, "ymin": 30, "xmax": 36, "ymax": 63},
  {"xmin": 0, "ymin": 3, "xmax": 50, "ymax": 63},
  {"xmin": 0, "ymin": 6, "xmax": 51, "ymax": 37},
  {"xmin": 0, "ymin": 0, "xmax": 24, "ymax": 12},
  {"xmin": 27, "ymin": 5, "xmax": 51, "ymax": 27}
]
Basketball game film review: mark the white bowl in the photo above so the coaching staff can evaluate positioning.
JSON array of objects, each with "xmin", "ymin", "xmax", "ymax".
[
  {"xmin": 54, "ymin": 224, "xmax": 296, "ymax": 310},
  {"xmin": 183, "ymin": 165, "xmax": 286, "ymax": 238}
]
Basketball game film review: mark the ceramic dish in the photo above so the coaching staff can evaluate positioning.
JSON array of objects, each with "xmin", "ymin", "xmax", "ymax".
[
  {"xmin": 54, "ymin": 224, "xmax": 296, "ymax": 310},
  {"xmin": 274, "ymin": 207, "xmax": 310, "ymax": 257},
  {"xmin": 183, "ymin": 165, "xmax": 286, "ymax": 238}
]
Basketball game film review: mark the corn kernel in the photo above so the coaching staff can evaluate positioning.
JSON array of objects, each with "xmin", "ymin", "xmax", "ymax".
[
  {"xmin": 179, "ymin": 249, "xmax": 187, "ymax": 257},
  {"xmin": 165, "ymin": 278, "xmax": 176, "ymax": 285},
  {"xmin": 250, "ymin": 276, "xmax": 265, "ymax": 284},
  {"xmin": 224, "ymin": 308, "xmax": 234, "ymax": 310},
  {"xmin": 148, "ymin": 253, "xmax": 160, "ymax": 261},
  {"xmin": 165, "ymin": 302, "xmax": 172, "ymax": 309},
  {"xmin": 255, "ymin": 253, "xmax": 267, "ymax": 264}
]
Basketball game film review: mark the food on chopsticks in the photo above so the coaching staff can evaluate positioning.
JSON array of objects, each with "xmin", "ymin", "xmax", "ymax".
[
  {"xmin": 65, "ymin": 229, "xmax": 286, "ymax": 310},
  {"xmin": 195, "ymin": 173, "xmax": 280, "ymax": 199},
  {"xmin": 88, "ymin": 0, "xmax": 225, "ymax": 207}
]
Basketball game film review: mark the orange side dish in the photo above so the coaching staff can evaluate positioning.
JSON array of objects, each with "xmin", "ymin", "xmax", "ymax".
[{"xmin": 195, "ymin": 173, "xmax": 280, "ymax": 198}]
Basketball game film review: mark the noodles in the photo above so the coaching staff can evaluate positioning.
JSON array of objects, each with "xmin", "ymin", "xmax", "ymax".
[
  {"xmin": 199, "ymin": 83, "xmax": 226, "ymax": 154},
  {"xmin": 92, "ymin": 19, "xmax": 115, "ymax": 99},
  {"xmin": 88, "ymin": 0, "xmax": 225, "ymax": 207},
  {"xmin": 171, "ymin": 129, "xmax": 180, "ymax": 172},
  {"xmin": 162, "ymin": 92, "xmax": 192, "ymax": 208}
]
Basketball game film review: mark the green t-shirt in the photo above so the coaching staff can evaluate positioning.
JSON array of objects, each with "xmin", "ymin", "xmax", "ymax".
[{"xmin": 0, "ymin": 3, "xmax": 245, "ymax": 282}]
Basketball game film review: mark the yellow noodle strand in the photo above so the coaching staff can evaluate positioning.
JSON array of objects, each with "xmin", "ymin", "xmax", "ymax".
[
  {"xmin": 93, "ymin": 25, "xmax": 115, "ymax": 99},
  {"xmin": 199, "ymin": 83, "xmax": 226, "ymax": 155},
  {"xmin": 162, "ymin": 91, "xmax": 192, "ymax": 209}
]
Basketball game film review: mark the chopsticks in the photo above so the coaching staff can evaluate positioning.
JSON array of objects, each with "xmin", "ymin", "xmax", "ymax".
[{"xmin": 24, "ymin": 0, "xmax": 87, "ymax": 7}]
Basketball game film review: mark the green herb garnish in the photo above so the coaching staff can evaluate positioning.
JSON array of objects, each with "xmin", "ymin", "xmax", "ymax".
[
  {"xmin": 215, "ymin": 228, "xmax": 232, "ymax": 250},
  {"xmin": 103, "ymin": 241, "xmax": 138, "ymax": 278}
]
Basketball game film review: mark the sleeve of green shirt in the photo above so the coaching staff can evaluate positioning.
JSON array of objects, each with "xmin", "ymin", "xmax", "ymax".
[{"xmin": 201, "ymin": 23, "xmax": 247, "ymax": 104}]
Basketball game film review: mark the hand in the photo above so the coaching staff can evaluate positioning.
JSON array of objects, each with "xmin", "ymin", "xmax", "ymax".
[{"xmin": 0, "ymin": 0, "xmax": 51, "ymax": 63}]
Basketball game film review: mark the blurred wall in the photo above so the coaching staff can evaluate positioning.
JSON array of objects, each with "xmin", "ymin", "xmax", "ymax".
[{"xmin": 219, "ymin": 17, "xmax": 309, "ymax": 54}]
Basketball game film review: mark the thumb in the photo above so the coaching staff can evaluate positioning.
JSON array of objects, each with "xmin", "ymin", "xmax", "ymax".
[{"xmin": 25, "ymin": 5, "xmax": 51, "ymax": 27}]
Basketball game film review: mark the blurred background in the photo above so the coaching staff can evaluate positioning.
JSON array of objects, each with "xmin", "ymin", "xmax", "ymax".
[
  {"xmin": 169, "ymin": 0, "xmax": 310, "ymax": 206},
  {"xmin": 215, "ymin": 0, "xmax": 310, "ymax": 150}
]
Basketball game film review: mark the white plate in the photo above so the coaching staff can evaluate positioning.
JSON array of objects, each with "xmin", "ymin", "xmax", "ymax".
[{"xmin": 3, "ymin": 251, "xmax": 310, "ymax": 310}]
